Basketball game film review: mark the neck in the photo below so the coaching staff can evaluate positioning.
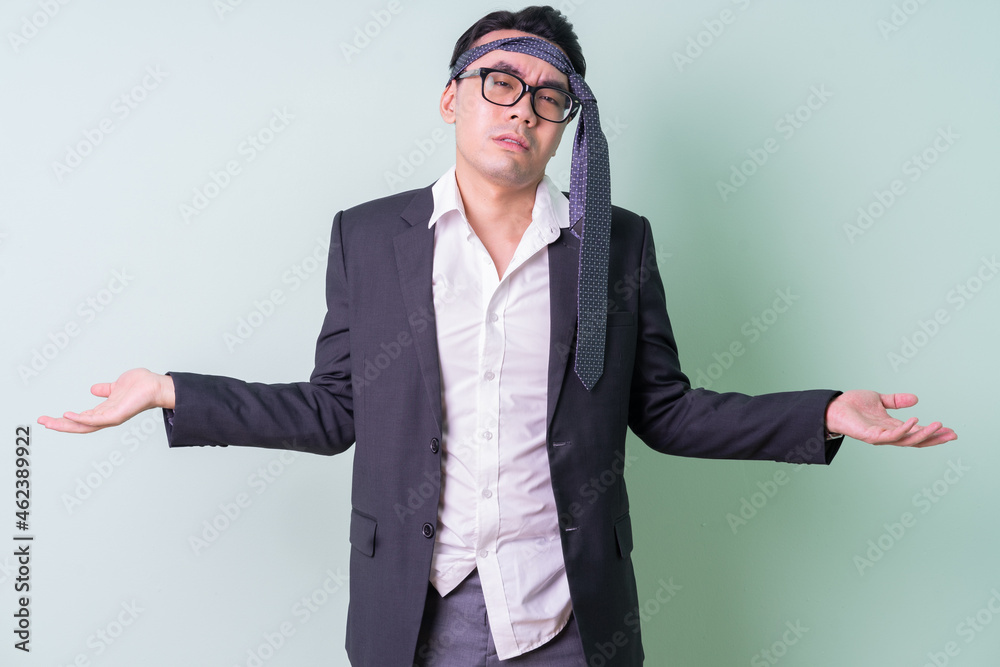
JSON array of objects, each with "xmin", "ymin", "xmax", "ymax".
[{"xmin": 454, "ymin": 162, "xmax": 542, "ymax": 241}]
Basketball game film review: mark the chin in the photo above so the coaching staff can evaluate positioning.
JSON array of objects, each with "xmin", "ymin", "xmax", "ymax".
[{"xmin": 484, "ymin": 160, "xmax": 540, "ymax": 187}]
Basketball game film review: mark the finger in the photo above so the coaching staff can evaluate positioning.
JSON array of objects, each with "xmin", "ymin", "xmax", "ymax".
[
  {"xmin": 91, "ymin": 382, "xmax": 113, "ymax": 398},
  {"xmin": 918, "ymin": 425, "xmax": 957, "ymax": 443},
  {"xmin": 62, "ymin": 408, "xmax": 118, "ymax": 426},
  {"xmin": 881, "ymin": 393, "xmax": 918, "ymax": 410},
  {"xmin": 875, "ymin": 416, "xmax": 918, "ymax": 443},
  {"xmin": 889, "ymin": 421, "xmax": 947, "ymax": 447},
  {"xmin": 911, "ymin": 428, "xmax": 959, "ymax": 447},
  {"xmin": 36, "ymin": 415, "xmax": 101, "ymax": 434},
  {"xmin": 895, "ymin": 421, "xmax": 941, "ymax": 445}
]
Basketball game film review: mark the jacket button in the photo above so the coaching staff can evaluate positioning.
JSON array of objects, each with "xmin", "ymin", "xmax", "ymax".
[
  {"xmin": 422, "ymin": 523, "xmax": 435, "ymax": 538},
  {"xmin": 430, "ymin": 438, "xmax": 440, "ymax": 454}
]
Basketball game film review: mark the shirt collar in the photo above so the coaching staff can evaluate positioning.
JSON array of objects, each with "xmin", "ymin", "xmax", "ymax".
[{"xmin": 429, "ymin": 164, "xmax": 571, "ymax": 237}]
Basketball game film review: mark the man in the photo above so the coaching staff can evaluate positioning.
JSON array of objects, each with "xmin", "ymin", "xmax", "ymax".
[{"xmin": 39, "ymin": 6, "xmax": 956, "ymax": 666}]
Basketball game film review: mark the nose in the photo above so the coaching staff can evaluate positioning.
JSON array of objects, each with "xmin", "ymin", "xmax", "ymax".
[{"xmin": 508, "ymin": 90, "xmax": 538, "ymax": 125}]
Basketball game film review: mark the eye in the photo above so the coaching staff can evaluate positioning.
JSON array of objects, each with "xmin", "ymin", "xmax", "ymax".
[{"xmin": 537, "ymin": 90, "xmax": 569, "ymax": 108}]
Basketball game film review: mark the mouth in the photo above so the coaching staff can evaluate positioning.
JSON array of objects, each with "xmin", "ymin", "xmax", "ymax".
[{"xmin": 493, "ymin": 134, "xmax": 529, "ymax": 151}]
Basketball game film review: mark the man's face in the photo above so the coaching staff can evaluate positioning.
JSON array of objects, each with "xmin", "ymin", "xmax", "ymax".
[{"xmin": 440, "ymin": 29, "xmax": 573, "ymax": 191}]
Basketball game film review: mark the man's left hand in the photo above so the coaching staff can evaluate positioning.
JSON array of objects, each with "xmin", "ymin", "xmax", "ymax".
[{"xmin": 825, "ymin": 390, "xmax": 957, "ymax": 448}]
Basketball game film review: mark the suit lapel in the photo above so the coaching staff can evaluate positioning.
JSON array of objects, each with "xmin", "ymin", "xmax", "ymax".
[
  {"xmin": 393, "ymin": 186, "xmax": 443, "ymax": 432},
  {"xmin": 546, "ymin": 225, "xmax": 581, "ymax": 430}
]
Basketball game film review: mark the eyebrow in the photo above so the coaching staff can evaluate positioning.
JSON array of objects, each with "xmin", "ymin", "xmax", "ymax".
[{"xmin": 486, "ymin": 59, "xmax": 569, "ymax": 90}]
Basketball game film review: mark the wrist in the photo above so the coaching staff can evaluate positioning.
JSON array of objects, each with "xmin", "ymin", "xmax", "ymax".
[
  {"xmin": 824, "ymin": 392, "xmax": 844, "ymax": 440},
  {"xmin": 157, "ymin": 373, "xmax": 176, "ymax": 410}
]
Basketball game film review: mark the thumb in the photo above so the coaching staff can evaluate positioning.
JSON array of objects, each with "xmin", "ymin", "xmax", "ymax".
[
  {"xmin": 881, "ymin": 393, "xmax": 918, "ymax": 410},
  {"xmin": 91, "ymin": 383, "xmax": 113, "ymax": 398}
]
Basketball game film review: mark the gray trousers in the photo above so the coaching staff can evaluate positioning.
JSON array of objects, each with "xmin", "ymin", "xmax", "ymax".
[{"xmin": 412, "ymin": 568, "xmax": 588, "ymax": 666}]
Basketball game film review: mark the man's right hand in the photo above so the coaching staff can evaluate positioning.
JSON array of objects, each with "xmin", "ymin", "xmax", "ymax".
[{"xmin": 37, "ymin": 368, "xmax": 175, "ymax": 434}]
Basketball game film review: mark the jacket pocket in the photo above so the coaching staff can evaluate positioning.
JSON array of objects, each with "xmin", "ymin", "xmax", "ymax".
[
  {"xmin": 614, "ymin": 512, "xmax": 634, "ymax": 559},
  {"xmin": 350, "ymin": 508, "xmax": 377, "ymax": 557}
]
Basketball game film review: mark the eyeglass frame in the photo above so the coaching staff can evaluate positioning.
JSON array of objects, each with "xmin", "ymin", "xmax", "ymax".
[{"xmin": 455, "ymin": 67, "xmax": 581, "ymax": 124}]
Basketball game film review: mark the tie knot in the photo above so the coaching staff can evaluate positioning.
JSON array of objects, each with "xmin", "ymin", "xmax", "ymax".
[{"xmin": 569, "ymin": 73, "xmax": 596, "ymax": 103}]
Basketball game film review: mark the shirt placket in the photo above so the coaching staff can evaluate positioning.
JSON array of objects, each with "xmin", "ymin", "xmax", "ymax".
[
  {"xmin": 472, "ymin": 238, "xmax": 515, "ymax": 640},
  {"xmin": 470, "ymin": 226, "xmax": 553, "ymax": 654}
]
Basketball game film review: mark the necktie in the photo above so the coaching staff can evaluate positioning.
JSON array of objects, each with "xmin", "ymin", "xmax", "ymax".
[{"xmin": 447, "ymin": 36, "xmax": 612, "ymax": 391}]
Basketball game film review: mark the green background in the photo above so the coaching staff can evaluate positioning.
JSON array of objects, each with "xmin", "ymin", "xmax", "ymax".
[{"xmin": 3, "ymin": 0, "xmax": 997, "ymax": 665}]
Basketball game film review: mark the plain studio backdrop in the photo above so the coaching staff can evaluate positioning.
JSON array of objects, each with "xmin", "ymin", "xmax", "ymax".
[{"xmin": 2, "ymin": 1, "xmax": 997, "ymax": 665}]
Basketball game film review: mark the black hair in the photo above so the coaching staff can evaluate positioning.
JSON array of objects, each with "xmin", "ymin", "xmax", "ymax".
[{"xmin": 449, "ymin": 5, "xmax": 586, "ymax": 77}]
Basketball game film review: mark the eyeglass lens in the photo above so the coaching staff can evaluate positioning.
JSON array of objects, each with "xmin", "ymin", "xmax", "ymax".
[{"xmin": 482, "ymin": 71, "xmax": 573, "ymax": 122}]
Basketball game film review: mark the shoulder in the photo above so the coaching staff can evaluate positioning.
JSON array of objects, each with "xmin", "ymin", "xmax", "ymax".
[
  {"xmin": 336, "ymin": 184, "xmax": 435, "ymax": 246},
  {"xmin": 611, "ymin": 203, "xmax": 647, "ymax": 228},
  {"xmin": 341, "ymin": 184, "xmax": 434, "ymax": 221},
  {"xmin": 607, "ymin": 199, "xmax": 652, "ymax": 248}
]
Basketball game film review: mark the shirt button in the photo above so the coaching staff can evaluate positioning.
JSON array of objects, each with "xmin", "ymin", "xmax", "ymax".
[
  {"xmin": 483, "ymin": 430, "xmax": 493, "ymax": 440},
  {"xmin": 479, "ymin": 549, "xmax": 489, "ymax": 559},
  {"xmin": 482, "ymin": 489, "xmax": 493, "ymax": 499},
  {"xmin": 429, "ymin": 437, "xmax": 440, "ymax": 453},
  {"xmin": 421, "ymin": 523, "xmax": 435, "ymax": 538},
  {"xmin": 489, "ymin": 312, "xmax": 499, "ymax": 322},
  {"xmin": 484, "ymin": 371, "xmax": 495, "ymax": 381}
]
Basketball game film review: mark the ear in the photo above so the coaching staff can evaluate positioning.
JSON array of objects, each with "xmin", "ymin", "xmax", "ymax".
[{"xmin": 440, "ymin": 80, "xmax": 457, "ymax": 124}]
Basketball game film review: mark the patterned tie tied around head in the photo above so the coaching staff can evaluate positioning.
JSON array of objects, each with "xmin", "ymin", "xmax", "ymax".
[{"xmin": 447, "ymin": 35, "xmax": 612, "ymax": 391}]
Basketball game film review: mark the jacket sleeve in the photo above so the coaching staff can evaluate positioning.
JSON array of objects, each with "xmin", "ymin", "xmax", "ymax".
[
  {"xmin": 626, "ymin": 215, "xmax": 843, "ymax": 465},
  {"xmin": 161, "ymin": 210, "xmax": 356, "ymax": 456}
]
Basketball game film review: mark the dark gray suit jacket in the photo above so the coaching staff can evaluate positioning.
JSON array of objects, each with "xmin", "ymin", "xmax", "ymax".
[{"xmin": 164, "ymin": 183, "xmax": 842, "ymax": 666}]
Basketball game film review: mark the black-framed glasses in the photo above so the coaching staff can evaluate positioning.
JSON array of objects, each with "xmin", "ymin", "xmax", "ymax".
[{"xmin": 456, "ymin": 67, "xmax": 580, "ymax": 123}]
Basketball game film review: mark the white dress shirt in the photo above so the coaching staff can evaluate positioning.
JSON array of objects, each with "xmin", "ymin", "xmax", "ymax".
[{"xmin": 427, "ymin": 164, "xmax": 573, "ymax": 659}]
